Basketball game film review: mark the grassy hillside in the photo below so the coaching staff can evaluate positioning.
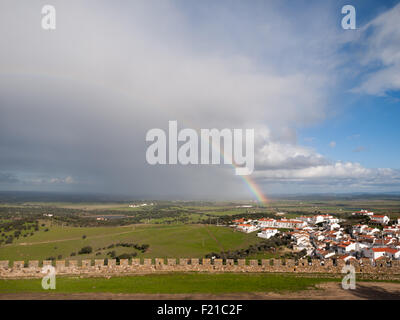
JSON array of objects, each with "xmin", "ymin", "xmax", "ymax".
[{"xmin": 0, "ymin": 224, "xmax": 260, "ymax": 262}]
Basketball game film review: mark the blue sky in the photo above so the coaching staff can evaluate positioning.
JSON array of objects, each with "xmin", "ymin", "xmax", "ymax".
[
  {"xmin": 300, "ymin": 90, "xmax": 400, "ymax": 169},
  {"xmin": 298, "ymin": 0, "xmax": 400, "ymax": 170}
]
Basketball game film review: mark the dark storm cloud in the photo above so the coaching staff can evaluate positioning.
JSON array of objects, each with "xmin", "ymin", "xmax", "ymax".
[{"xmin": 0, "ymin": 0, "xmax": 399, "ymax": 198}]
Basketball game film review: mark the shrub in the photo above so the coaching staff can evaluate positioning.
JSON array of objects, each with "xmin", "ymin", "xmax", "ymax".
[
  {"xmin": 107, "ymin": 250, "xmax": 116, "ymax": 258},
  {"xmin": 117, "ymin": 252, "xmax": 137, "ymax": 260},
  {"xmin": 78, "ymin": 246, "xmax": 93, "ymax": 255}
]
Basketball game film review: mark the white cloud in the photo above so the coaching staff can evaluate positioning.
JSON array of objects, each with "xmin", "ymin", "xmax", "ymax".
[
  {"xmin": 256, "ymin": 162, "xmax": 369, "ymax": 180},
  {"xmin": 256, "ymin": 141, "xmax": 327, "ymax": 170},
  {"xmin": 353, "ymin": 3, "xmax": 400, "ymax": 95},
  {"xmin": 254, "ymin": 161, "xmax": 400, "ymax": 189}
]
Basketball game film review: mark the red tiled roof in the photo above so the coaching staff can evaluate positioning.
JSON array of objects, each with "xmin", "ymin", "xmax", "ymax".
[{"xmin": 371, "ymin": 247, "xmax": 399, "ymax": 254}]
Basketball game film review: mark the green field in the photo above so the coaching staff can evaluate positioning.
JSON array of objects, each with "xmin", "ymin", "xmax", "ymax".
[
  {"xmin": 0, "ymin": 273, "xmax": 338, "ymax": 294},
  {"xmin": 0, "ymin": 224, "xmax": 261, "ymax": 262},
  {"xmin": 1, "ymin": 197, "xmax": 400, "ymax": 264}
]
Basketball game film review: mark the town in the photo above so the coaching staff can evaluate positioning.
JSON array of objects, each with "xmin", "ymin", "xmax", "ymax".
[{"xmin": 232, "ymin": 210, "xmax": 400, "ymax": 262}]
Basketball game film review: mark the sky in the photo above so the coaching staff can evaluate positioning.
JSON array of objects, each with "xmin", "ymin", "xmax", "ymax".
[{"xmin": 0, "ymin": 0, "xmax": 400, "ymax": 200}]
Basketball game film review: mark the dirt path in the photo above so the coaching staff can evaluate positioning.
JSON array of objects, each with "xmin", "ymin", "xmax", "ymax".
[
  {"xmin": 1, "ymin": 282, "xmax": 399, "ymax": 300},
  {"xmin": 203, "ymin": 225, "xmax": 224, "ymax": 252}
]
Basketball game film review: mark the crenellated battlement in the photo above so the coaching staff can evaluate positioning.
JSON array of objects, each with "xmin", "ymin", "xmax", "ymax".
[{"xmin": 0, "ymin": 258, "xmax": 399, "ymax": 278}]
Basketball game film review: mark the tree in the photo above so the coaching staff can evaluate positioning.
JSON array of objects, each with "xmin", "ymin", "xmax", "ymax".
[{"xmin": 78, "ymin": 246, "xmax": 93, "ymax": 254}]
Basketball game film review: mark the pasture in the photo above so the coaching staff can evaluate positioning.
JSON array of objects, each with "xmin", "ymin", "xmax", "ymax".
[{"xmin": 0, "ymin": 224, "xmax": 260, "ymax": 262}]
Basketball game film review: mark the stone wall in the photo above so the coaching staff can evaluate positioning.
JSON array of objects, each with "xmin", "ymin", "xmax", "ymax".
[{"xmin": 0, "ymin": 258, "xmax": 398, "ymax": 278}]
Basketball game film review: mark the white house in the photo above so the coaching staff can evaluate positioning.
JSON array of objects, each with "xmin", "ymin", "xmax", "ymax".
[
  {"xmin": 363, "ymin": 247, "xmax": 400, "ymax": 260},
  {"xmin": 337, "ymin": 241, "xmax": 357, "ymax": 254},
  {"xmin": 257, "ymin": 228, "xmax": 279, "ymax": 239},
  {"xmin": 314, "ymin": 215, "xmax": 339, "ymax": 225},
  {"xmin": 370, "ymin": 215, "xmax": 390, "ymax": 225},
  {"xmin": 237, "ymin": 224, "xmax": 259, "ymax": 233},
  {"xmin": 324, "ymin": 230, "xmax": 344, "ymax": 241},
  {"xmin": 315, "ymin": 249, "xmax": 335, "ymax": 259},
  {"xmin": 336, "ymin": 241, "xmax": 368, "ymax": 254},
  {"xmin": 298, "ymin": 216, "xmax": 313, "ymax": 224},
  {"xmin": 383, "ymin": 226, "xmax": 400, "ymax": 236},
  {"xmin": 257, "ymin": 218, "xmax": 276, "ymax": 228},
  {"xmin": 275, "ymin": 219, "xmax": 306, "ymax": 229}
]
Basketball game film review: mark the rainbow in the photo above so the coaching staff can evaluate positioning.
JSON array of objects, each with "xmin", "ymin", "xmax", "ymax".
[
  {"xmin": 238, "ymin": 174, "xmax": 268, "ymax": 204},
  {"xmin": 205, "ymin": 128, "xmax": 269, "ymax": 205}
]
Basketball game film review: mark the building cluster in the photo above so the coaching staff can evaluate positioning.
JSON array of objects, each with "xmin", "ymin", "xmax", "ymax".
[{"xmin": 231, "ymin": 210, "xmax": 400, "ymax": 262}]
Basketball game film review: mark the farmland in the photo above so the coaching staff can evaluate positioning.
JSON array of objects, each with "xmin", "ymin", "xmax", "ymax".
[
  {"xmin": 0, "ymin": 224, "xmax": 261, "ymax": 262},
  {"xmin": 1, "ymin": 194, "xmax": 400, "ymax": 263}
]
